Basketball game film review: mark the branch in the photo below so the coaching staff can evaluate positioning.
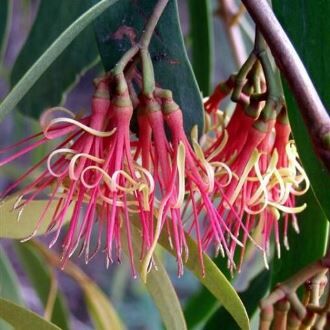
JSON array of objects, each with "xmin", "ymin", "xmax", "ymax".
[
  {"xmin": 241, "ymin": 0, "xmax": 330, "ymax": 172},
  {"xmin": 218, "ymin": 0, "xmax": 247, "ymax": 68}
]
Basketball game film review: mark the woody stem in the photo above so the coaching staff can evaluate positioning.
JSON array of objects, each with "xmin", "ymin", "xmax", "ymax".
[{"xmin": 113, "ymin": 0, "xmax": 169, "ymax": 74}]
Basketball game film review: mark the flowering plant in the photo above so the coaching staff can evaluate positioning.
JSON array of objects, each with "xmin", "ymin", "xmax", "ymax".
[{"xmin": 0, "ymin": 1, "xmax": 329, "ymax": 329}]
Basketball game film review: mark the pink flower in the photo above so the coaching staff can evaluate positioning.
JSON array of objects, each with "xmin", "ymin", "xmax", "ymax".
[
  {"xmin": 83, "ymin": 76, "xmax": 155, "ymax": 277},
  {"xmin": 0, "ymin": 77, "xmax": 155, "ymax": 276},
  {"xmin": 136, "ymin": 91, "xmax": 239, "ymax": 279},
  {"xmin": 202, "ymin": 97, "xmax": 309, "ymax": 269},
  {"xmin": 1, "ymin": 81, "xmax": 114, "ymax": 261}
]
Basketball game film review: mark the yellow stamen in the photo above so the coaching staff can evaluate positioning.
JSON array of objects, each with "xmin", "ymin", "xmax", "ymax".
[
  {"xmin": 68, "ymin": 153, "xmax": 104, "ymax": 180},
  {"xmin": 206, "ymin": 129, "xmax": 229, "ymax": 161},
  {"xmin": 45, "ymin": 117, "xmax": 117, "ymax": 137},
  {"xmin": 192, "ymin": 138, "xmax": 215, "ymax": 192},
  {"xmin": 174, "ymin": 142, "xmax": 186, "ymax": 208},
  {"xmin": 230, "ymin": 149, "xmax": 260, "ymax": 205},
  {"xmin": 47, "ymin": 148, "xmax": 77, "ymax": 177}
]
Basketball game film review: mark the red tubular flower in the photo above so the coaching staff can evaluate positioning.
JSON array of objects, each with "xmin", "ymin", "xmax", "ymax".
[
  {"xmin": 269, "ymin": 114, "xmax": 309, "ymax": 250},
  {"xmin": 139, "ymin": 91, "xmax": 242, "ymax": 279},
  {"xmin": 204, "ymin": 76, "xmax": 235, "ymax": 114},
  {"xmin": 202, "ymin": 92, "xmax": 309, "ymax": 269},
  {"xmin": 0, "ymin": 78, "xmax": 155, "ymax": 276},
  {"xmin": 205, "ymin": 102, "xmax": 259, "ymax": 163},
  {"xmin": 78, "ymin": 77, "xmax": 155, "ymax": 277},
  {"xmin": 0, "ymin": 81, "xmax": 116, "ymax": 262},
  {"xmin": 135, "ymin": 95, "xmax": 188, "ymax": 278}
]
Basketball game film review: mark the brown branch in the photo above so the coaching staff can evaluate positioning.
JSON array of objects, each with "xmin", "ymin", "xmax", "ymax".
[
  {"xmin": 218, "ymin": 0, "xmax": 248, "ymax": 68},
  {"xmin": 241, "ymin": 0, "xmax": 330, "ymax": 172}
]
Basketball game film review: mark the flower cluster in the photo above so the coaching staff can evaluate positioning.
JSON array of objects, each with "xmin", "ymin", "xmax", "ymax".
[
  {"xmin": 202, "ymin": 86, "xmax": 309, "ymax": 269},
  {"xmin": 0, "ymin": 70, "xmax": 309, "ymax": 278}
]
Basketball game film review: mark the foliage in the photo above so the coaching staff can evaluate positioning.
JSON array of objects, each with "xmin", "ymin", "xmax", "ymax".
[{"xmin": 0, "ymin": 0, "xmax": 329, "ymax": 329}]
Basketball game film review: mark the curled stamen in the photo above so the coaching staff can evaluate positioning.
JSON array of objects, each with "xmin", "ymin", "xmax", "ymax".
[
  {"xmin": 192, "ymin": 139, "xmax": 215, "ymax": 192},
  {"xmin": 44, "ymin": 117, "xmax": 116, "ymax": 139},
  {"xmin": 40, "ymin": 107, "xmax": 76, "ymax": 128},
  {"xmin": 230, "ymin": 149, "xmax": 260, "ymax": 205},
  {"xmin": 68, "ymin": 153, "xmax": 104, "ymax": 180},
  {"xmin": 47, "ymin": 148, "xmax": 77, "ymax": 177},
  {"xmin": 174, "ymin": 142, "xmax": 186, "ymax": 208},
  {"xmin": 211, "ymin": 161, "xmax": 233, "ymax": 187}
]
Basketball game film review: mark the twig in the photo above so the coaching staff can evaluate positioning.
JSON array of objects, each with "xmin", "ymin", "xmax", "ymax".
[
  {"xmin": 113, "ymin": 0, "xmax": 169, "ymax": 74},
  {"xmin": 241, "ymin": 0, "xmax": 330, "ymax": 172},
  {"xmin": 218, "ymin": 0, "xmax": 248, "ymax": 68}
]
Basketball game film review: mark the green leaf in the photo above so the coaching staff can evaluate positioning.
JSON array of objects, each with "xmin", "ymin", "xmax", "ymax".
[
  {"xmin": 187, "ymin": 0, "xmax": 214, "ymax": 95},
  {"xmin": 271, "ymin": 190, "xmax": 329, "ymax": 286},
  {"xmin": 0, "ymin": 0, "xmax": 11, "ymax": 63},
  {"xmin": 10, "ymin": 0, "xmax": 100, "ymax": 119},
  {"xmin": 93, "ymin": 0, "xmax": 204, "ymax": 135},
  {"xmin": 127, "ymin": 226, "xmax": 187, "ymax": 330},
  {"xmin": 205, "ymin": 270, "xmax": 271, "ymax": 330},
  {"xmin": 184, "ymin": 257, "xmax": 230, "ymax": 329},
  {"xmin": 273, "ymin": 0, "xmax": 330, "ymax": 219},
  {"xmin": 0, "ymin": 247, "xmax": 23, "ymax": 304},
  {"xmin": 185, "ymin": 290, "xmax": 219, "ymax": 330},
  {"xmin": 0, "ymin": 197, "xmax": 73, "ymax": 239},
  {"xmin": 0, "ymin": 248, "xmax": 24, "ymax": 330},
  {"xmin": 0, "ymin": 298, "xmax": 61, "ymax": 330},
  {"xmin": 0, "ymin": 0, "xmax": 119, "ymax": 122},
  {"xmin": 2, "ymin": 197, "xmax": 248, "ymax": 329},
  {"xmin": 157, "ymin": 233, "xmax": 250, "ymax": 330},
  {"xmin": 15, "ymin": 243, "xmax": 70, "ymax": 330},
  {"xmin": 79, "ymin": 276, "xmax": 124, "ymax": 330},
  {"xmin": 25, "ymin": 241, "xmax": 124, "ymax": 330}
]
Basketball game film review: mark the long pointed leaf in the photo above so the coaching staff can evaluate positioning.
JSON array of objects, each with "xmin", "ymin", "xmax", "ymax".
[
  {"xmin": 187, "ymin": 0, "xmax": 213, "ymax": 95},
  {"xmin": 27, "ymin": 241, "xmax": 124, "ymax": 330},
  {"xmin": 0, "ymin": 247, "xmax": 24, "ymax": 330},
  {"xmin": 93, "ymin": 0, "xmax": 204, "ymax": 135},
  {"xmin": 0, "ymin": 197, "xmax": 73, "ymax": 239},
  {"xmin": 157, "ymin": 232, "xmax": 250, "ymax": 330},
  {"xmin": 273, "ymin": 0, "xmax": 330, "ymax": 219},
  {"xmin": 126, "ymin": 226, "xmax": 187, "ymax": 330},
  {"xmin": 206, "ymin": 270, "xmax": 271, "ymax": 329},
  {"xmin": 0, "ymin": 0, "xmax": 119, "ymax": 122},
  {"xmin": 10, "ymin": 0, "xmax": 101, "ymax": 119},
  {"xmin": 0, "ymin": 247, "xmax": 23, "ymax": 304},
  {"xmin": 0, "ymin": 298, "xmax": 61, "ymax": 330},
  {"xmin": 15, "ymin": 243, "xmax": 70, "ymax": 330},
  {"xmin": 0, "ymin": 0, "xmax": 11, "ymax": 63}
]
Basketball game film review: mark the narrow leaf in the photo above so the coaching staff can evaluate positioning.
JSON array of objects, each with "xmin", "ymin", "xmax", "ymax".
[
  {"xmin": 10, "ymin": 0, "xmax": 100, "ymax": 119},
  {"xmin": 157, "ymin": 232, "xmax": 249, "ymax": 330},
  {"xmin": 270, "ymin": 0, "xmax": 330, "ymax": 302},
  {"xmin": 15, "ymin": 243, "xmax": 70, "ymax": 330},
  {"xmin": 273, "ymin": 0, "xmax": 330, "ymax": 219},
  {"xmin": 26, "ymin": 241, "xmax": 124, "ymax": 330},
  {"xmin": 93, "ymin": 0, "xmax": 204, "ymax": 135},
  {"xmin": 187, "ymin": 0, "xmax": 213, "ymax": 95},
  {"xmin": 0, "ymin": 247, "xmax": 24, "ymax": 330},
  {"xmin": 184, "ymin": 257, "xmax": 230, "ymax": 329},
  {"xmin": 205, "ymin": 270, "xmax": 271, "ymax": 329},
  {"xmin": 126, "ymin": 226, "xmax": 187, "ymax": 330},
  {"xmin": 0, "ymin": 0, "xmax": 11, "ymax": 63},
  {"xmin": 0, "ymin": 298, "xmax": 61, "ymax": 330},
  {"xmin": 2, "ymin": 197, "xmax": 248, "ymax": 329},
  {"xmin": 83, "ymin": 281, "xmax": 124, "ymax": 330},
  {"xmin": 0, "ymin": 197, "xmax": 73, "ymax": 239},
  {"xmin": 0, "ymin": 0, "xmax": 119, "ymax": 122},
  {"xmin": 0, "ymin": 247, "xmax": 23, "ymax": 304}
]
